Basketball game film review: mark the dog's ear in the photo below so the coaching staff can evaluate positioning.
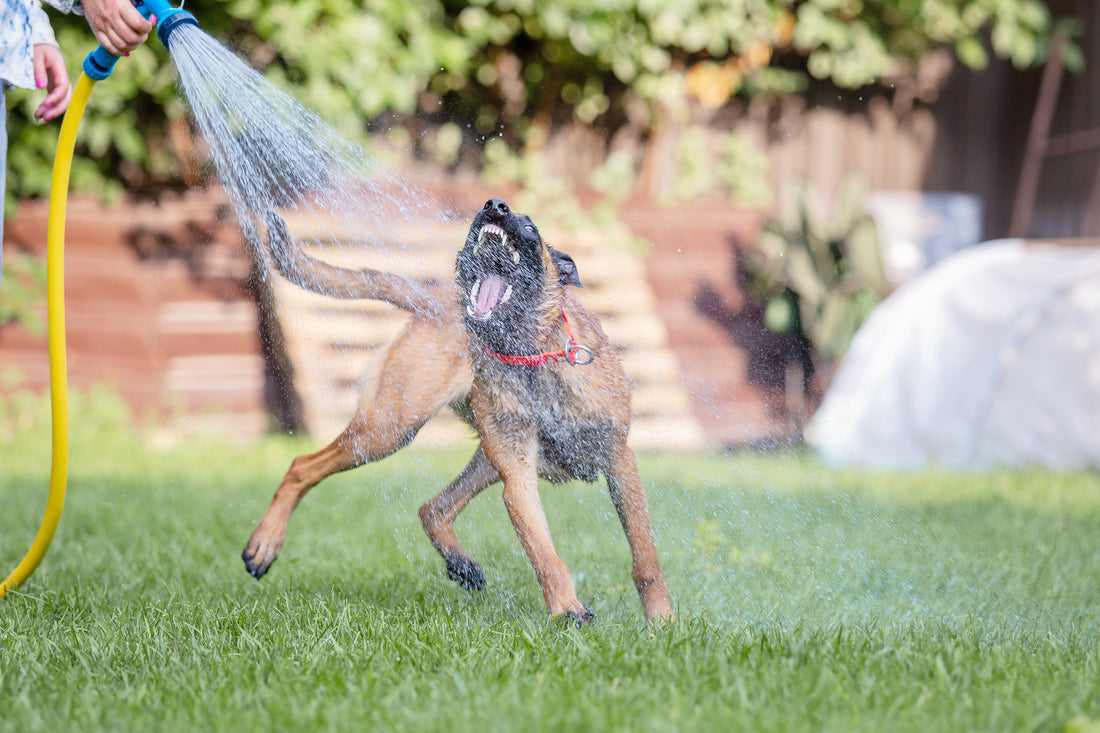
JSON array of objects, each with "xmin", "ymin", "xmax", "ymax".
[{"xmin": 549, "ymin": 246, "xmax": 583, "ymax": 288}]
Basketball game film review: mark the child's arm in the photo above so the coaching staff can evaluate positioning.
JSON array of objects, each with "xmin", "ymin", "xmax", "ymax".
[
  {"xmin": 33, "ymin": 44, "xmax": 72, "ymax": 121},
  {"xmin": 45, "ymin": 0, "xmax": 153, "ymax": 56},
  {"xmin": 27, "ymin": 1, "xmax": 72, "ymax": 121}
]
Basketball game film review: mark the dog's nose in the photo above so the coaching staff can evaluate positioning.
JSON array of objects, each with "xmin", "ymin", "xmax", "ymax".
[{"xmin": 483, "ymin": 198, "xmax": 510, "ymax": 220}]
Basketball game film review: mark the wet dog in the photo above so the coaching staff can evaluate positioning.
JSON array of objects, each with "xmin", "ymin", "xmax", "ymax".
[{"xmin": 243, "ymin": 199, "xmax": 672, "ymax": 623}]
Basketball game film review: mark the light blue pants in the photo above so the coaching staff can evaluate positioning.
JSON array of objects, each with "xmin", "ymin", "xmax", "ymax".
[
  {"xmin": 1, "ymin": 84, "xmax": 6, "ymax": 286},
  {"xmin": 1, "ymin": 82, "xmax": 5, "ymax": 281}
]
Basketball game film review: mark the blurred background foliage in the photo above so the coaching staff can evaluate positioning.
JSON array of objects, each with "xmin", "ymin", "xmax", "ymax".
[
  {"xmin": 4, "ymin": 0, "xmax": 1076, "ymax": 215},
  {"xmin": 0, "ymin": 251, "xmax": 48, "ymax": 336},
  {"xmin": 750, "ymin": 176, "xmax": 888, "ymax": 364}
]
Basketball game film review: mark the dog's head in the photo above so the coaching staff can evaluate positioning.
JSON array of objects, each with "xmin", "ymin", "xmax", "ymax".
[{"xmin": 457, "ymin": 198, "xmax": 582, "ymax": 349}]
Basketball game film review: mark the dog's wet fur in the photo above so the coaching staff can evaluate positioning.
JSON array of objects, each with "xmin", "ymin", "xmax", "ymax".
[{"xmin": 243, "ymin": 199, "xmax": 672, "ymax": 624}]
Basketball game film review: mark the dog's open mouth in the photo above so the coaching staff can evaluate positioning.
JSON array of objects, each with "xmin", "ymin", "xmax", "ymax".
[
  {"xmin": 468, "ymin": 274, "xmax": 514, "ymax": 321},
  {"xmin": 466, "ymin": 224, "xmax": 518, "ymax": 321}
]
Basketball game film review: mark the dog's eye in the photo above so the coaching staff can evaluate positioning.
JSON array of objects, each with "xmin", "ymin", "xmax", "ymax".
[{"xmin": 525, "ymin": 225, "xmax": 536, "ymax": 232}]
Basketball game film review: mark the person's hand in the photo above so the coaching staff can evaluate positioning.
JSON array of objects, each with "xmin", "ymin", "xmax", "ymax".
[
  {"xmin": 33, "ymin": 44, "xmax": 72, "ymax": 122},
  {"xmin": 80, "ymin": 0, "xmax": 153, "ymax": 56}
]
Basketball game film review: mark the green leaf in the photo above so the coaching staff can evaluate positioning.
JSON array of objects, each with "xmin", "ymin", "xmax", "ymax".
[
  {"xmin": 764, "ymin": 296, "xmax": 796, "ymax": 333},
  {"xmin": 1060, "ymin": 42, "xmax": 1085, "ymax": 74},
  {"xmin": 955, "ymin": 37, "xmax": 989, "ymax": 69}
]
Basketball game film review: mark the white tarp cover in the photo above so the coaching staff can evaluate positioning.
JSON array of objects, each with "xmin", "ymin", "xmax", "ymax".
[{"xmin": 806, "ymin": 239, "xmax": 1100, "ymax": 471}]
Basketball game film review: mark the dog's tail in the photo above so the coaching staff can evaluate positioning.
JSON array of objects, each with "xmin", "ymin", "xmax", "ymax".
[{"xmin": 260, "ymin": 211, "xmax": 437, "ymax": 315}]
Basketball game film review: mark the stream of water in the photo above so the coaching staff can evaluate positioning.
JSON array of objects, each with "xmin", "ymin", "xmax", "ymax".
[{"xmin": 164, "ymin": 24, "xmax": 452, "ymax": 274}]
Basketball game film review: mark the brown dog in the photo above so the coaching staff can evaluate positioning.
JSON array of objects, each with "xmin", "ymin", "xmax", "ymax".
[{"xmin": 243, "ymin": 199, "xmax": 672, "ymax": 623}]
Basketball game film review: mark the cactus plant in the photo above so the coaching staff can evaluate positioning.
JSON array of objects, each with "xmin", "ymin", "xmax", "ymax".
[{"xmin": 745, "ymin": 176, "xmax": 888, "ymax": 364}]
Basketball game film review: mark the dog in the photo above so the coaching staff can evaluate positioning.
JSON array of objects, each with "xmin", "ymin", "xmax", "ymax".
[{"xmin": 242, "ymin": 199, "xmax": 673, "ymax": 624}]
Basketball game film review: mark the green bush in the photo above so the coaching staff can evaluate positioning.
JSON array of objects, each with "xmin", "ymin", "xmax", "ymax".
[
  {"xmin": 0, "ymin": 372, "xmax": 137, "ymax": 454},
  {"xmin": 4, "ymin": 0, "xmax": 1071, "ymax": 212},
  {"xmin": 0, "ymin": 251, "xmax": 47, "ymax": 336}
]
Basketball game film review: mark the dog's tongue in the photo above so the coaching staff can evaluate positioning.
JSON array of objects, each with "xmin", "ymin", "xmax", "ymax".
[{"xmin": 475, "ymin": 275, "xmax": 509, "ymax": 315}]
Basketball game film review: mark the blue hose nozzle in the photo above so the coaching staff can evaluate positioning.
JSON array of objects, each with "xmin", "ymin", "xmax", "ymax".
[{"xmin": 82, "ymin": 0, "xmax": 198, "ymax": 80}]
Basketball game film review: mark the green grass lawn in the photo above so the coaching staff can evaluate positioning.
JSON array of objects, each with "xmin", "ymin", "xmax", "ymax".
[{"xmin": 2, "ymin": 389, "xmax": 1099, "ymax": 732}]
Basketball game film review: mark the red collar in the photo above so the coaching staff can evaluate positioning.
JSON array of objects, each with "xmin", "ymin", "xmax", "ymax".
[{"xmin": 482, "ymin": 309, "xmax": 595, "ymax": 366}]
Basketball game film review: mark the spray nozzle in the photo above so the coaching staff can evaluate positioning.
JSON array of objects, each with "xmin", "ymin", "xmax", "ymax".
[{"xmin": 82, "ymin": 0, "xmax": 198, "ymax": 81}]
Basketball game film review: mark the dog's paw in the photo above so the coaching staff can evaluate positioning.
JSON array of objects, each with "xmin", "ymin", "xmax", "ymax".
[
  {"xmin": 241, "ymin": 540, "xmax": 277, "ymax": 580},
  {"xmin": 444, "ymin": 553, "xmax": 486, "ymax": 591},
  {"xmin": 555, "ymin": 607, "xmax": 595, "ymax": 628}
]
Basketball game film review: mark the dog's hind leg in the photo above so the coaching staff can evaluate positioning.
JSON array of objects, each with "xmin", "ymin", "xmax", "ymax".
[
  {"xmin": 241, "ymin": 411, "xmax": 414, "ymax": 579},
  {"xmin": 419, "ymin": 445, "xmax": 499, "ymax": 590},
  {"xmin": 605, "ymin": 446, "xmax": 674, "ymax": 623},
  {"xmin": 243, "ymin": 320, "xmax": 471, "ymax": 579}
]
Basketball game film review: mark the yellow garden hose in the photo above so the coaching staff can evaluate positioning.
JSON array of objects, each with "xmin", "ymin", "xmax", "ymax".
[
  {"xmin": 0, "ymin": 73, "xmax": 96, "ymax": 597},
  {"xmin": 1, "ymin": 1, "xmax": 196, "ymax": 597}
]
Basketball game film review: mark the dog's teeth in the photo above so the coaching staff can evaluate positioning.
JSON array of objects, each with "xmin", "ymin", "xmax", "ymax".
[
  {"xmin": 500, "ymin": 285, "xmax": 513, "ymax": 305},
  {"xmin": 512, "ymin": 249, "xmax": 520, "ymax": 265},
  {"xmin": 470, "ymin": 279, "xmax": 481, "ymax": 303},
  {"xmin": 466, "ymin": 304, "xmax": 492, "ymax": 320}
]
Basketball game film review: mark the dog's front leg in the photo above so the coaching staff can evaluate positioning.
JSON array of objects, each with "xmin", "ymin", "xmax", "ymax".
[
  {"xmin": 243, "ymin": 402, "xmax": 426, "ymax": 579},
  {"xmin": 485, "ymin": 436, "xmax": 593, "ymax": 625},
  {"xmin": 503, "ymin": 470, "xmax": 593, "ymax": 624},
  {"xmin": 606, "ymin": 446, "xmax": 674, "ymax": 623},
  {"xmin": 242, "ymin": 431, "xmax": 367, "ymax": 579},
  {"xmin": 419, "ymin": 445, "xmax": 500, "ymax": 590}
]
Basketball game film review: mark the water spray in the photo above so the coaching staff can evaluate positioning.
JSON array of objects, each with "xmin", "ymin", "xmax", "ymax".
[{"xmin": 0, "ymin": 0, "xmax": 196, "ymax": 598}]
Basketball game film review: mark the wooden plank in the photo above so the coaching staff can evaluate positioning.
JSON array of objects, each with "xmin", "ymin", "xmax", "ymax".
[
  {"xmin": 629, "ymin": 416, "xmax": 705, "ymax": 451},
  {"xmin": 1010, "ymin": 33, "xmax": 1066, "ymax": 238},
  {"xmin": 158, "ymin": 301, "xmax": 258, "ymax": 334},
  {"xmin": 165, "ymin": 355, "xmax": 265, "ymax": 393},
  {"xmin": 575, "ymin": 286, "xmax": 657, "ymax": 316},
  {"xmin": 620, "ymin": 349, "xmax": 681, "ymax": 382},
  {"xmin": 600, "ymin": 314, "xmax": 671, "ymax": 349},
  {"xmin": 631, "ymin": 383, "xmax": 694, "ymax": 416},
  {"xmin": 279, "ymin": 315, "xmax": 406, "ymax": 352}
]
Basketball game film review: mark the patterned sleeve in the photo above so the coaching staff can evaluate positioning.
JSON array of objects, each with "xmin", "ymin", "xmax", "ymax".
[
  {"xmin": 28, "ymin": 0, "xmax": 58, "ymax": 47},
  {"xmin": 41, "ymin": 0, "xmax": 83, "ymax": 15}
]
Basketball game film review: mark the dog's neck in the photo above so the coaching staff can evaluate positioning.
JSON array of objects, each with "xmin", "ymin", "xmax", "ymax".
[{"xmin": 480, "ymin": 305, "xmax": 594, "ymax": 367}]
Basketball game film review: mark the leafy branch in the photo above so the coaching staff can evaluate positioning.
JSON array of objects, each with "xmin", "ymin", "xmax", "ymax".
[{"xmin": 4, "ymin": 0, "xmax": 1075, "ymax": 212}]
